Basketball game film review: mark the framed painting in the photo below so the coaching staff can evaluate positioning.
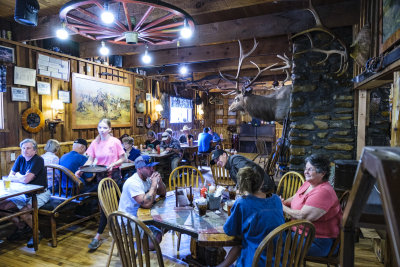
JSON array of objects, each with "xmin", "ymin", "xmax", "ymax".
[
  {"xmin": 135, "ymin": 77, "xmax": 144, "ymax": 90},
  {"xmin": 160, "ymin": 119, "xmax": 166, "ymax": 128},
  {"xmin": 137, "ymin": 117, "xmax": 144, "ymax": 127},
  {"xmin": 72, "ymin": 73, "xmax": 132, "ymax": 129},
  {"xmin": 0, "ymin": 45, "xmax": 14, "ymax": 63},
  {"xmin": 380, "ymin": 0, "xmax": 400, "ymax": 53},
  {"xmin": 58, "ymin": 90, "xmax": 70, "ymax": 103},
  {"xmin": 37, "ymin": 81, "xmax": 51, "ymax": 95}
]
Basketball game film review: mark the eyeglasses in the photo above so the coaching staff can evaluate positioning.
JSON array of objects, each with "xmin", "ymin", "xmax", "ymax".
[{"xmin": 304, "ymin": 168, "xmax": 316, "ymax": 173}]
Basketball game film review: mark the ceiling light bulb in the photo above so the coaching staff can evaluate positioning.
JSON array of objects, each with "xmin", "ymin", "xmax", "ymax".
[
  {"xmin": 56, "ymin": 28, "xmax": 68, "ymax": 40},
  {"xmin": 99, "ymin": 41, "xmax": 110, "ymax": 55},
  {"xmin": 179, "ymin": 66, "xmax": 188, "ymax": 75},
  {"xmin": 142, "ymin": 53, "xmax": 152, "ymax": 64},
  {"xmin": 101, "ymin": 10, "xmax": 114, "ymax": 24},
  {"xmin": 180, "ymin": 26, "xmax": 192, "ymax": 39}
]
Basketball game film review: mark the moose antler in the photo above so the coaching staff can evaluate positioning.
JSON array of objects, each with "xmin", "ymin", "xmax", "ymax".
[{"xmin": 291, "ymin": 0, "xmax": 348, "ymax": 76}]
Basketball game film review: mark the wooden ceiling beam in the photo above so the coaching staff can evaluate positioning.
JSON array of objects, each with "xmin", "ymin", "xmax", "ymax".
[
  {"xmin": 79, "ymin": 1, "xmax": 358, "ymax": 58},
  {"xmin": 123, "ymin": 36, "xmax": 290, "ymax": 68}
]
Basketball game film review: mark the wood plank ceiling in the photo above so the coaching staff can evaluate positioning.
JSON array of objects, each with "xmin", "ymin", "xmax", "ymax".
[{"xmin": 0, "ymin": 0, "xmax": 360, "ymax": 91}]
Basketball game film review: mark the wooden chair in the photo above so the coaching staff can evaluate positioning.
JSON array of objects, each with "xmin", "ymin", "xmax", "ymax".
[
  {"xmin": 108, "ymin": 211, "xmax": 165, "ymax": 267},
  {"xmin": 168, "ymin": 165, "xmax": 204, "ymax": 191},
  {"xmin": 168, "ymin": 166, "xmax": 204, "ymax": 251},
  {"xmin": 276, "ymin": 171, "xmax": 305, "ymax": 200},
  {"xmin": 39, "ymin": 164, "xmax": 99, "ymax": 247},
  {"xmin": 179, "ymin": 146, "xmax": 198, "ymax": 168},
  {"xmin": 304, "ymin": 190, "xmax": 350, "ymax": 267},
  {"xmin": 252, "ymin": 220, "xmax": 315, "ymax": 267},
  {"xmin": 98, "ymin": 178, "xmax": 121, "ymax": 267},
  {"xmin": 253, "ymin": 140, "xmax": 270, "ymax": 170},
  {"xmin": 208, "ymin": 152, "xmax": 236, "ymax": 187}
]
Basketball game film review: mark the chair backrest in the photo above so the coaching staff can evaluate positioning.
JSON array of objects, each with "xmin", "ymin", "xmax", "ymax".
[
  {"xmin": 252, "ymin": 220, "xmax": 315, "ymax": 267},
  {"xmin": 98, "ymin": 178, "xmax": 121, "ymax": 217},
  {"xmin": 276, "ymin": 171, "xmax": 305, "ymax": 200},
  {"xmin": 45, "ymin": 163, "xmax": 84, "ymax": 197},
  {"xmin": 169, "ymin": 166, "xmax": 204, "ymax": 191},
  {"xmin": 108, "ymin": 211, "xmax": 164, "ymax": 267}
]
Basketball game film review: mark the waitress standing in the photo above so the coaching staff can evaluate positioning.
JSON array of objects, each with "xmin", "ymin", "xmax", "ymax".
[{"xmin": 76, "ymin": 118, "xmax": 126, "ymax": 250}]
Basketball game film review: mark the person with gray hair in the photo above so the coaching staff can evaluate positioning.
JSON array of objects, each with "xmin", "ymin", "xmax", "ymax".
[
  {"xmin": 42, "ymin": 139, "xmax": 60, "ymax": 188},
  {"xmin": 0, "ymin": 139, "xmax": 50, "ymax": 247},
  {"xmin": 144, "ymin": 130, "xmax": 160, "ymax": 150},
  {"xmin": 160, "ymin": 131, "xmax": 181, "ymax": 171},
  {"xmin": 281, "ymin": 154, "xmax": 342, "ymax": 257}
]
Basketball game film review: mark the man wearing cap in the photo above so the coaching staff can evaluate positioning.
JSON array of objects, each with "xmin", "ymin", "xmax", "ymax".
[
  {"xmin": 179, "ymin": 125, "xmax": 194, "ymax": 144},
  {"xmin": 160, "ymin": 131, "xmax": 182, "ymax": 171},
  {"xmin": 59, "ymin": 138, "xmax": 95, "ymax": 192},
  {"xmin": 118, "ymin": 155, "xmax": 166, "ymax": 247},
  {"xmin": 210, "ymin": 149, "xmax": 275, "ymax": 194}
]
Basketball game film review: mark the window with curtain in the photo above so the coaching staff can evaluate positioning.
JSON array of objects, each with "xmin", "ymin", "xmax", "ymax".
[{"xmin": 169, "ymin": 96, "xmax": 193, "ymax": 123}]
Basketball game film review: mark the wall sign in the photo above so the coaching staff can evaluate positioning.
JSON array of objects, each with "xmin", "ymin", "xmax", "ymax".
[
  {"xmin": 37, "ymin": 53, "xmax": 70, "ymax": 81},
  {"xmin": 14, "ymin": 66, "xmax": 36, "ymax": 87},
  {"xmin": 37, "ymin": 81, "xmax": 51, "ymax": 95}
]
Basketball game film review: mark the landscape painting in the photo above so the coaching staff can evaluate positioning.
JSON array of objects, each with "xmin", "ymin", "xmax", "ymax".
[{"xmin": 72, "ymin": 73, "xmax": 132, "ymax": 129}]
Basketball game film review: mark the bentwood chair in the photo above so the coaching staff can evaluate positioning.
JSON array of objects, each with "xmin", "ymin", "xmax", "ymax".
[
  {"xmin": 98, "ymin": 178, "xmax": 121, "ymax": 267},
  {"xmin": 168, "ymin": 166, "xmax": 204, "ymax": 251},
  {"xmin": 252, "ymin": 220, "xmax": 315, "ymax": 267},
  {"xmin": 108, "ymin": 211, "xmax": 165, "ymax": 267},
  {"xmin": 208, "ymin": 152, "xmax": 236, "ymax": 187},
  {"xmin": 304, "ymin": 190, "xmax": 350, "ymax": 267},
  {"xmin": 276, "ymin": 171, "xmax": 305, "ymax": 200}
]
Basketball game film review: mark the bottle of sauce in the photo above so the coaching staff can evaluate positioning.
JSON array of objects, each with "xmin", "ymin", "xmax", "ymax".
[
  {"xmin": 200, "ymin": 185, "xmax": 207, "ymax": 198},
  {"xmin": 156, "ymin": 145, "xmax": 160, "ymax": 154}
]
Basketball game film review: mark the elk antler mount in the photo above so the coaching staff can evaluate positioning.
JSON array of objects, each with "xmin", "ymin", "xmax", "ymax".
[{"xmin": 290, "ymin": 0, "xmax": 349, "ymax": 76}]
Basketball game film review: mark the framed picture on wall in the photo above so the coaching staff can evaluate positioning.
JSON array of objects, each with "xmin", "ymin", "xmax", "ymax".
[
  {"xmin": 160, "ymin": 119, "xmax": 166, "ymax": 129},
  {"xmin": 135, "ymin": 77, "xmax": 144, "ymax": 90},
  {"xmin": 380, "ymin": 0, "xmax": 400, "ymax": 53},
  {"xmin": 11, "ymin": 87, "xmax": 29, "ymax": 102},
  {"xmin": 0, "ymin": 45, "xmax": 14, "ymax": 63},
  {"xmin": 58, "ymin": 90, "xmax": 70, "ymax": 103},
  {"xmin": 37, "ymin": 81, "xmax": 51, "ymax": 95},
  {"xmin": 216, "ymin": 109, "xmax": 223, "ymax": 116},
  {"xmin": 216, "ymin": 119, "xmax": 223, "ymax": 124},
  {"xmin": 137, "ymin": 117, "xmax": 144, "ymax": 127}
]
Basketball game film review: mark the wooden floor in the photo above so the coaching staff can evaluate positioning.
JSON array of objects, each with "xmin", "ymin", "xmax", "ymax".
[{"xmin": 0, "ymin": 161, "xmax": 385, "ymax": 266}]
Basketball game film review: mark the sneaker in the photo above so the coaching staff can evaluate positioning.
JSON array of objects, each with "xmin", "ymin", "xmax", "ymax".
[
  {"xmin": 88, "ymin": 238, "xmax": 101, "ymax": 250},
  {"xmin": 27, "ymin": 233, "xmax": 42, "ymax": 248}
]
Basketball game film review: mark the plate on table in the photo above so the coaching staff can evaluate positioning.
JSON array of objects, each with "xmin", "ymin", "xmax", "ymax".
[{"xmin": 79, "ymin": 165, "xmax": 107, "ymax": 173}]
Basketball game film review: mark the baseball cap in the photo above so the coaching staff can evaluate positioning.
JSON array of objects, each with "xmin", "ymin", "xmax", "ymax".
[
  {"xmin": 210, "ymin": 149, "xmax": 226, "ymax": 165},
  {"xmin": 161, "ymin": 132, "xmax": 170, "ymax": 141},
  {"xmin": 134, "ymin": 155, "xmax": 159, "ymax": 169},
  {"xmin": 74, "ymin": 138, "xmax": 88, "ymax": 149}
]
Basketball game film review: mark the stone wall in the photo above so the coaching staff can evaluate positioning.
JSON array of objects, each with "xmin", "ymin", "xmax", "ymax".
[{"xmin": 289, "ymin": 27, "xmax": 355, "ymax": 171}]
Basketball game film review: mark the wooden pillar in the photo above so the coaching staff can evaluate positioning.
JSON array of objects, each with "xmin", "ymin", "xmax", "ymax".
[
  {"xmin": 357, "ymin": 90, "xmax": 367, "ymax": 159},
  {"xmin": 391, "ymin": 72, "xmax": 400, "ymax": 147}
]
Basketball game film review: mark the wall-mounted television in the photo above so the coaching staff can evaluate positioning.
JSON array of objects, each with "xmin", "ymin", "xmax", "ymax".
[{"xmin": 169, "ymin": 96, "xmax": 193, "ymax": 123}]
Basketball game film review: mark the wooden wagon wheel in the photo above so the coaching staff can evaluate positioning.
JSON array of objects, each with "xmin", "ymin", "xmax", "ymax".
[{"xmin": 59, "ymin": 0, "xmax": 195, "ymax": 46}]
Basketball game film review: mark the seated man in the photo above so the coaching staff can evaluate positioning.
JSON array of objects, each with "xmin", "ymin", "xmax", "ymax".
[
  {"xmin": 179, "ymin": 125, "xmax": 194, "ymax": 144},
  {"xmin": 209, "ymin": 127, "xmax": 221, "ymax": 142},
  {"xmin": 198, "ymin": 127, "xmax": 213, "ymax": 153},
  {"xmin": 59, "ymin": 138, "xmax": 95, "ymax": 193},
  {"xmin": 0, "ymin": 139, "xmax": 50, "ymax": 247},
  {"xmin": 210, "ymin": 149, "xmax": 275, "ymax": 194},
  {"xmin": 118, "ymin": 155, "xmax": 166, "ymax": 249},
  {"xmin": 160, "ymin": 132, "xmax": 182, "ymax": 171}
]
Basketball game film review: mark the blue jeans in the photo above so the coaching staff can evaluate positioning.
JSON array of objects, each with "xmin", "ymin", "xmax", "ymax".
[{"xmin": 307, "ymin": 237, "xmax": 336, "ymax": 257}]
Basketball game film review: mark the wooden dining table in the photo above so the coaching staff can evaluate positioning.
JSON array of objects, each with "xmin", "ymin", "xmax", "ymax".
[
  {"xmin": 0, "ymin": 181, "xmax": 45, "ymax": 251},
  {"xmin": 137, "ymin": 190, "xmax": 241, "ymax": 260}
]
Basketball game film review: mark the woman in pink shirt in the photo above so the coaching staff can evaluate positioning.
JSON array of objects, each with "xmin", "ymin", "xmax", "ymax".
[
  {"xmin": 76, "ymin": 118, "xmax": 126, "ymax": 250},
  {"xmin": 281, "ymin": 154, "xmax": 342, "ymax": 257}
]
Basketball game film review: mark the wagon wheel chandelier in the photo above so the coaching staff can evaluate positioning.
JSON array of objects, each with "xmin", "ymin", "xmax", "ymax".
[{"xmin": 59, "ymin": 0, "xmax": 195, "ymax": 46}]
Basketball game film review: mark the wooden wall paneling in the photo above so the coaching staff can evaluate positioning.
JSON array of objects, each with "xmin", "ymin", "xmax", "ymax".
[
  {"xmin": 94, "ymin": 65, "xmax": 100, "ymax": 78},
  {"xmin": 357, "ymin": 90, "xmax": 367, "ymax": 159},
  {"xmin": 391, "ymin": 72, "xmax": 400, "ymax": 147},
  {"xmin": 78, "ymin": 61, "xmax": 86, "ymax": 74},
  {"xmin": 86, "ymin": 63, "xmax": 93, "ymax": 76}
]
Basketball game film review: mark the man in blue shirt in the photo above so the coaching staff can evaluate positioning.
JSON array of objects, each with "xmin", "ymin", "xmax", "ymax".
[
  {"xmin": 209, "ymin": 127, "xmax": 221, "ymax": 142},
  {"xmin": 198, "ymin": 127, "xmax": 213, "ymax": 153},
  {"xmin": 59, "ymin": 139, "xmax": 94, "ymax": 192}
]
